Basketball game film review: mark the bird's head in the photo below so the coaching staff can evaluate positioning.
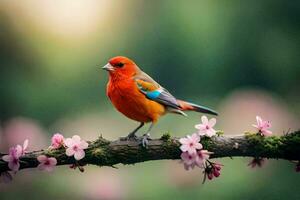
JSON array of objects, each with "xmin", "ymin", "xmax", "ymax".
[{"xmin": 102, "ymin": 56, "xmax": 140, "ymax": 78}]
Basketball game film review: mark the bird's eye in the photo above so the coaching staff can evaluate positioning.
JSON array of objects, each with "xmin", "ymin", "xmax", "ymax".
[{"xmin": 115, "ymin": 62, "xmax": 124, "ymax": 68}]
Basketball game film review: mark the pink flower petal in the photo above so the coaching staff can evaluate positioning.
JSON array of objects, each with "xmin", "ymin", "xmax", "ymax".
[
  {"xmin": 198, "ymin": 131, "xmax": 206, "ymax": 136},
  {"xmin": 179, "ymin": 138, "xmax": 189, "ymax": 145},
  {"xmin": 256, "ymin": 116, "xmax": 262, "ymax": 126},
  {"xmin": 9, "ymin": 161, "xmax": 20, "ymax": 172},
  {"xmin": 180, "ymin": 152, "xmax": 189, "ymax": 160},
  {"xmin": 2, "ymin": 155, "xmax": 11, "ymax": 162},
  {"xmin": 208, "ymin": 118, "xmax": 216, "ymax": 127},
  {"xmin": 74, "ymin": 150, "xmax": 85, "ymax": 160},
  {"xmin": 194, "ymin": 142, "xmax": 203, "ymax": 150},
  {"xmin": 23, "ymin": 139, "xmax": 29, "ymax": 152},
  {"xmin": 48, "ymin": 157, "xmax": 57, "ymax": 166},
  {"xmin": 180, "ymin": 145, "xmax": 188, "ymax": 152},
  {"xmin": 37, "ymin": 155, "xmax": 47, "ymax": 163},
  {"xmin": 72, "ymin": 135, "xmax": 81, "ymax": 144},
  {"xmin": 191, "ymin": 133, "xmax": 200, "ymax": 142},
  {"xmin": 195, "ymin": 150, "xmax": 210, "ymax": 167},
  {"xmin": 66, "ymin": 147, "xmax": 75, "ymax": 156},
  {"xmin": 79, "ymin": 141, "xmax": 88, "ymax": 149},
  {"xmin": 195, "ymin": 158, "xmax": 205, "ymax": 167},
  {"xmin": 187, "ymin": 148, "xmax": 196, "ymax": 155},
  {"xmin": 38, "ymin": 163, "xmax": 46, "ymax": 171},
  {"xmin": 195, "ymin": 124, "xmax": 206, "ymax": 130},
  {"xmin": 15, "ymin": 145, "xmax": 23, "ymax": 158},
  {"xmin": 262, "ymin": 130, "xmax": 272, "ymax": 136},
  {"xmin": 206, "ymin": 128, "xmax": 216, "ymax": 137},
  {"xmin": 64, "ymin": 138, "xmax": 74, "ymax": 147},
  {"xmin": 201, "ymin": 116, "xmax": 208, "ymax": 125}
]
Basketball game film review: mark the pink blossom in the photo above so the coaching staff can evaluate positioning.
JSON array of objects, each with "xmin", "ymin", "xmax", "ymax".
[
  {"xmin": 65, "ymin": 135, "xmax": 89, "ymax": 160},
  {"xmin": 0, "ymin": 171, "xmax": 13, "ymax": 183},
  {"xmin": 2, "ymin": 146, "xmax": 22, "ymax": 172},
  {"xmin": 179, "ymin": 133, "xmax": 202, "ymax": 155},
  {"xmin": 1, "ymin": 139, "xmax": 28, "ymax": 172},
  {"xmin": 50, "ymin": 133, "xmax": 64, "ymax": 149},
  {"xmin": 37, "ymin": 155, "xmax": 57, "ymax": 172},
  {"xmin": 195, "ymin": 116, "xmax": 217, "ymax": 137},
  {"xmin": 195, "ymin": 150, "xmax": 211, "ymax": 168},
  {"xmin": 180, "ymin": 152, "xmax": 196, "ymax": 170},
  {"xmin": 205, "ymin": 163, "xmax": 222, "ymax": 181},
  {"xmin": 252, "ymin": 116, "xmax": 272, "ymax": 136}
]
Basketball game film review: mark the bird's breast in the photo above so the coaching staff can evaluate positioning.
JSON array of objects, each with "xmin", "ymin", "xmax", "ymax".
[{"xmin": 106, "ymin": 78, "xmax": 165, "ymax": 123}]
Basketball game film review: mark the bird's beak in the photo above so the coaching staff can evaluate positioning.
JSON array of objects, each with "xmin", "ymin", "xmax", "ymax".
[{"xmin": 102, "ymin": 63, "xmax": 114, "ymax": 71}]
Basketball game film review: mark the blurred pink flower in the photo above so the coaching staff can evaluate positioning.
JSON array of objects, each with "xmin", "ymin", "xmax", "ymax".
[
  {"xmin": 65, "ymin": 135, "xmax": 88, "ymax": 160},
  {"xmin": 179, "ymin": 133, "xmax": 202, "ymax": 155},
  {"xmin": 195, "ymin": 150, "xmax": 211, "ymax": 168},
  {"xmin": 252, "ymin": 116, "xmax": 272, "ymax": 136},
  {"xmin": 83, "ymin": 170, "xmax": 126, "ymax": 200},
  {"xmin": 2, "ymin": 118, "xmax": 47, "ymax": 151},
  {"xmin": 0, "ymin": 171, "xmax": 13, "ymax": 183},
  {"xmin": 37, "ymin": 155, "xmax": 57, "ymax": 172},
  {"xmin": 195, "ymin": 116, "xmax": 216, "ymax": 137},
  {"xmin": 2, "ymin": 146, "xmax": 22, "ymax": 172},
  {"xmin": 218, "ymin": 90, "xmax": 299, "ymax": 135},
  {"xmin": 180, "ymin": 152, "xmax": 196, "ymax": 170},
  {"xmin": 50, "ymin": 133, "xmax": 64, "ymax": 149}
]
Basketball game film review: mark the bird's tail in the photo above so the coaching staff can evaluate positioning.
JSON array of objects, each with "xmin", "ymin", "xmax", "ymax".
[{"xmin": 177, "ymin": 100, "xmax": 218, "ymax": 116}]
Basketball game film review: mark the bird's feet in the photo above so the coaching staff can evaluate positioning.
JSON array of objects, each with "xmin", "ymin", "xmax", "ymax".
[
  {"xmin": 141, "ymin": 133, "xmax": 151, "ymax": 148},
  {"xmin": 119, "ymin": 131, "xmax": 151, "ymax": 148},
  {"xmin": 120, "ymin": 132, "xmax": 138, "ymax": 141}
]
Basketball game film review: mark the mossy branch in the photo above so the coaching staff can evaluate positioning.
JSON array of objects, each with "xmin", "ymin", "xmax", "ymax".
[{"xmin": 1, "ymin": 131, "xmax": 300, "ymax": 173}]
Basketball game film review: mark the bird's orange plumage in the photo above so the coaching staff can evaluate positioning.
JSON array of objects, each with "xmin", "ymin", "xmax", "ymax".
[{"xmin": 106, "ymin": 57, "xmax": 165, "ymax": 123}]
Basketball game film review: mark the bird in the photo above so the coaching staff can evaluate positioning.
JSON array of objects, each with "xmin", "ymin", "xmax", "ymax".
[{"xmin": 102, "ymin": 56, "xmax": 218, "ymax": 147}]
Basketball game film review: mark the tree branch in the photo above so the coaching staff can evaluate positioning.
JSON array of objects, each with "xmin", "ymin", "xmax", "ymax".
[{"xmin": 1, "ymin": 131, "xmax": 300, "ymax": 173}]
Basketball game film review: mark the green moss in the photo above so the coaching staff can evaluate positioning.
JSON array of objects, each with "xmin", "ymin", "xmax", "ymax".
[
  {"xmin": 160, "ymin": 132, "xmax": 171, "ymax": 141},
  {"xmin": 245, "ymin": 130, "xmax": 300, "ymax": 159},
  {"xmin": 45, "ymin": 148, "xmax": 65, "ymax": 157},
  {"xmin": 244, "ymin": 131, "xmax": 257, "ymax": 136},
  {"xmin": 216, "ymin": 130, "xmax": 224, "ymax": 136},
  {"xmin": 201, "ymin": 136, "xmax": 215, "ymax": 149},
  {"xmin": 91, "ymin": 148, "xmax": 105, "ymax": 157}
]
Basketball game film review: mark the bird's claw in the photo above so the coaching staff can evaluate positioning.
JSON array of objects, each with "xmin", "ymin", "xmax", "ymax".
[
  {"xmin": 120, "ymin": 133, "xmax": 138, "ymax": 141},
  {"xmin": 141, "ymin": 133, "xmax": 151, "ymax": 148}
]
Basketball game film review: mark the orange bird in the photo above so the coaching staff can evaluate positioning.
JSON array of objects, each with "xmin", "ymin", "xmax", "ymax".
[{"xmin": 102, "ymin": 56, "xmax": 218, "ymax": 146}]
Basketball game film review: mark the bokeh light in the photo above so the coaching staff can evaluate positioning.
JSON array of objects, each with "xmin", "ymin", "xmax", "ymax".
[{"xmin": 1, "ymin": 0, "xmax": 299, "ymax": 199}]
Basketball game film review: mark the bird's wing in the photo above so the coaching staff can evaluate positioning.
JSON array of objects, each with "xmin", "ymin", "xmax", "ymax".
[{"xmin": 134, "ymin": 72, "xmax": 181, "ymax": 109}]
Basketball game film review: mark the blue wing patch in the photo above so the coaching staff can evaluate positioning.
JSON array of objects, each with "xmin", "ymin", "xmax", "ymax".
[
  {"xmin": 146, "ymin": 90, "xmax": 161, "ymax": 100},
  {"xmin": 136, "ymin": 79, "xmax": 180, "ymax": 109}
]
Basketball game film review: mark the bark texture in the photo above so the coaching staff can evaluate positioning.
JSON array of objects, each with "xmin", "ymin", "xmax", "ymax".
[{"xmin": 1, "ymin": 131, "xmax": 300, "ymax": 172}]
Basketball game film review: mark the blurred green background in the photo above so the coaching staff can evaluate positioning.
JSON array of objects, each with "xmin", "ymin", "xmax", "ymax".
[{"xmin": 0, "ymin": 0, "xmax": 299, "ymax": 199}]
